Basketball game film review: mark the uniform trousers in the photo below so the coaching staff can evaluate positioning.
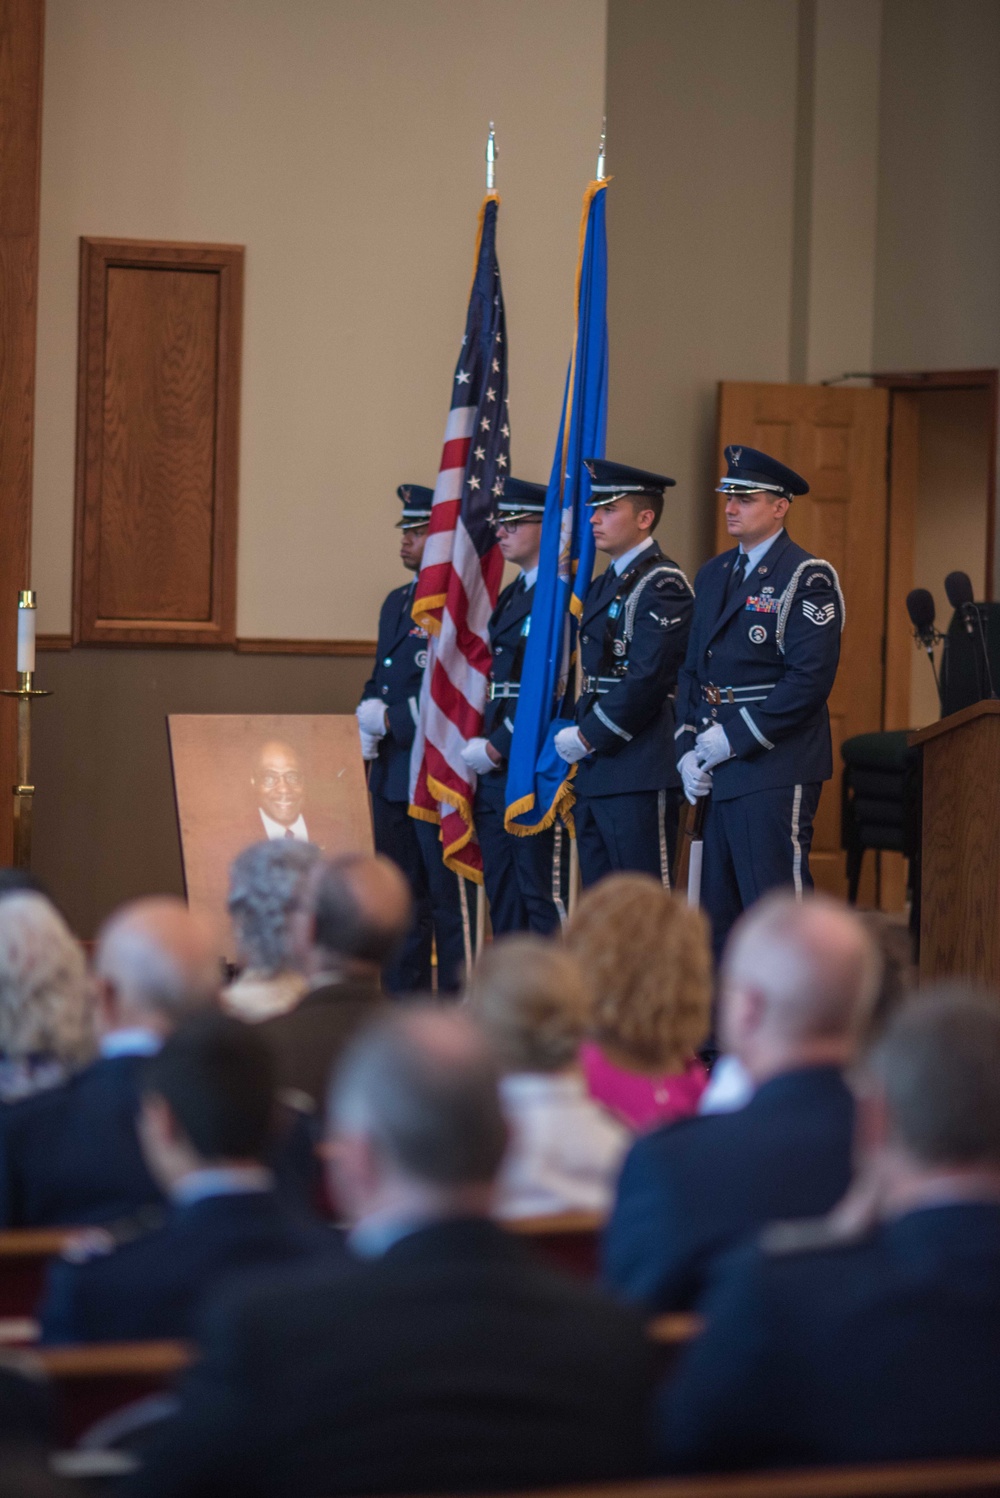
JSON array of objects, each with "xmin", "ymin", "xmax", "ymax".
[
  {"xmin": 701, "ymin": 781, "xmax": 821, "ymax": 962},
  {"xmin": 574, "ymin": 788, "xmax": 680, "ymax": 891},
  {"xmin": 474, "ymin": 772, "xmax": 565, "ymax": 937},
  {"xmin": 369, "ymin": 794, "xmax": 469, "ymax": 994}
]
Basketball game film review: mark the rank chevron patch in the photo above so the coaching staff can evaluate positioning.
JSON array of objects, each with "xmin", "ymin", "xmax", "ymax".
[{"xmin": 802, "ymin": 599, "xmax": 836, "ymax": 626}]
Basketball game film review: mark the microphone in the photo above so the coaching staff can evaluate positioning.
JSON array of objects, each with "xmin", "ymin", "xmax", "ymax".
[
  {"xmin": 906, "ymin": 588, "xmax": 943, "ymax": 710},
  {"xmin": 944, "ymin": 571, "xmax": 975, "ymax": 636},
  {"xmin": 944, "ymin": 569, "xmax": 997, "ymax": 700},
  {"xmin": 906, "ymin": 588, "xmax": 937, "ymax": 648}
]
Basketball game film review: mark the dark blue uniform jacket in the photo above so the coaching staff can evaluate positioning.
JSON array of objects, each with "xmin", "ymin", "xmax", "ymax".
[
  {"xmin": 660, "ymin": 1201, "xmax": 1000, "ymax": 1470},
  {"xmin": 40, "ymin": 1190, "xmax": 341, "ymax": 1345},
  {"xmin": 482, "ymin": 576, "xmax": 534, "ymax": 768},
  {"xmin": 361, "ymin": 581, "xmax": 429, "ymax": 804},
  {"xmin": 574, "ymin": 542, "xmax": 694, "ymax": 798},
  {"xmin": 0, "ymin": 1055, "xmax": 318, "ymax": 1228},
  {"xmin": 603, "ymin": 1066, "xmax": 854, "ymax": 1312},
  {"xmin": 674, "ymin": 531, "xmax": 843, "ymax": 799}
]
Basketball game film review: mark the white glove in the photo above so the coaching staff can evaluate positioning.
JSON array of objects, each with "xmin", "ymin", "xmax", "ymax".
[
  {"xmin": 359, "ymin": 729, "xmax": 381, "ymax": 761},
  {"xmin": 679, "ymin": 750, "xmax": 713, "ymax": 806},
  {"xmin": 554, "ymin": 725, "xmax": 591, "ymax": 764},
  {"xmin": 356, "ymin": 699, "xmax": 388, "ymax": 737},
  {"xmin": 461, "ymin": 737, "xmax": 498, "ymax": 776},
  {"xmin": 695, "ymin": 723, "xmax": 734, "ymax": 771}
]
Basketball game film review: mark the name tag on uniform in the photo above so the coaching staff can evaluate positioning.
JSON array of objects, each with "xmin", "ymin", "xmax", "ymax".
[{"xmin": 744, "ymin": 596, "xmax": 779, "ymax": 614}]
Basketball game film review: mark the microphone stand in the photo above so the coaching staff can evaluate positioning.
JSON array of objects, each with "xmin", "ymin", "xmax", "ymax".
[
  {"xmin": 916, "ymin": 628, "xmax": 944, "ymax": 713},
  {"xmin": 968, "ymin": 604, "xmax": 998, "ymax": 700}
]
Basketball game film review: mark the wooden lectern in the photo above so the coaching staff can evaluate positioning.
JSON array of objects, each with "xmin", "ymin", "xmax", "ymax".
[{"xmin": 910, "ymin": 700, "xmax": 1000, "ymax": 984}]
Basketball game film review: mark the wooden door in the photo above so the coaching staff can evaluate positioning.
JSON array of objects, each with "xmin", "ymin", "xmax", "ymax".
[{"xmin": 716, "ymin": 383, "xmax": 890, "ymax": 899}]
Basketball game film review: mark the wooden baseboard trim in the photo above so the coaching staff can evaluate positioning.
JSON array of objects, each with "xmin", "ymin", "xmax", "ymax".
[
  {"xmin": 37, "ymin": 634, "xmax": 376, "ymax": 657},
  {"xmin": 234, "ymin": 638, "xmax": 376, "ymax": 657}
]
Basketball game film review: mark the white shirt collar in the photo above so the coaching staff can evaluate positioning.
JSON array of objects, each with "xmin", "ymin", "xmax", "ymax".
[
  {"xmin": 259, "ymin": 808, "xmax": 309, "ymax": 841},
  {"xmin": 171, "ymin": 1166, "xmax": 275, "ymax": 1207},
  {"xmin": 612, "ymin": 536, "xmax": 654, "ymax": 576},
  {"xmin": 740, "ymin": 528, "xmax": 784, "ymax": 572},
  {"xmin": 520, "ymin": 565, "xmax": 539, "ymax": 590},
  {"xmin": 100, "ymin": 1029, "xmax": 162, "ymax": 1061}
]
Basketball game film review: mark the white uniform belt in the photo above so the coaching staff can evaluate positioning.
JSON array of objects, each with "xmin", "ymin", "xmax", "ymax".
[
  {"xmin": 702, "ymin": 682, "xmax": 777, "ymax": 705},
  {"xmin": 581, "ymin": 673, "xmax": 624, "ymax": 695},
  {"xmin": 487, "ymin": 681, "xmax": 520, "ymax": 701}
]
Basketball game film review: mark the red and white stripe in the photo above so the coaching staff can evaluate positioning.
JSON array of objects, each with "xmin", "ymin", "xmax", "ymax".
[{"xmin": 410, "ymin": 407, "xmax": 502, "ymax": 879}]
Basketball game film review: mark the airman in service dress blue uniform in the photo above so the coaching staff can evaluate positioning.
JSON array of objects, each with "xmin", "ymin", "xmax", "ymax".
[
  {"xmin": 555, "ymin": 460, "xmax": 695, "ymax": 889},
  {"xmin": 461, "ymin": 479, "xmax": 565, "ymax": 936},
  {"xmin": 675, "ymin": 446, "xmax": 844, "ymax": 959},
  {"xmin": 356, "ymin": 486, "xmax": 466, "ymax": 993}
]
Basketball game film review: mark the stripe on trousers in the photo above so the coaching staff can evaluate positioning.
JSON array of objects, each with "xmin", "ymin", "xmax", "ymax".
[
  {"xmin": 658, "ymin": 789, "xmax": 671, "ymax": 891},
  {"xmin": 790, "ymin": 783, "xmax": 803, "ymax": 897}
]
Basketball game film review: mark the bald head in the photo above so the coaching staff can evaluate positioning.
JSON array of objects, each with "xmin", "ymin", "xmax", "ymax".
[
  {"xmin": 95, "ymin": 897, "xmax": 220, "ymax": 1033},
  {"xmin": 304, "ymin": 854, "xmax": 412, "ymax": 975},
  {"xmin": 330, "ymin": 1006, "xmax": 507, "ymax": 1189},
  {"xmin": 720, "ymin": 893, "xmax": 881, "ymax": 1079}
]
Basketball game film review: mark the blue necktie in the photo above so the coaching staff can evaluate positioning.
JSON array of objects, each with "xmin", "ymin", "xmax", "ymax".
[{"xmin": 728, "ymin": 551, "xmax": 748, "ymax": 598}]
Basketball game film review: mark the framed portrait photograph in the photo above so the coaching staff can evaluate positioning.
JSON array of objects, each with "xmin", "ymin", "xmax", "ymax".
[{"xmin": 167, "ymin": 714, "xmax": 373, "ymax": 956}]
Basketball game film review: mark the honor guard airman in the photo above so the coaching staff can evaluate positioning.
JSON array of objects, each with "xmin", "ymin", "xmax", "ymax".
[
  {"xmin": 356, "ymin": 485, "xmax": 467, "ymax": 994},
  {"xmin": 675, "ymin": 446, "xmax": 845, "ymax": 959},
  {"xmin": 555, "ymin": 459, "xmax": 695, "ymax": 888},
  {"xmin": 461, "ymin": 479, "xmax": 566, "ymax": 935}
]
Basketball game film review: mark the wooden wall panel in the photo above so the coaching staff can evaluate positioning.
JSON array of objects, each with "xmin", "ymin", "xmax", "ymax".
[
  {"xmin": 0, "ymin": 0, "xmax": 44, "ymax": 865},
  {"xmin": 73, "ymin": 239, "xmax": 244, "ymax": 646}
]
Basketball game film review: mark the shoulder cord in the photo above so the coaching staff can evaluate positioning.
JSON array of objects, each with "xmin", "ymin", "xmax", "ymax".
[{"xmin": 775, "ymin": 559, "xmax": 847, "ymax": 655}]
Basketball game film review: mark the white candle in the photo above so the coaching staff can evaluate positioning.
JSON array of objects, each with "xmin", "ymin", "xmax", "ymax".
[{"xmin": 17, "ymin": 592, "xmax": 36, "ymax": 674}]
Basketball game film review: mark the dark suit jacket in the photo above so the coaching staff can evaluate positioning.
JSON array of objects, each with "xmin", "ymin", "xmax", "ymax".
[
  {"xmin": 39, "ymin": 1190, "xmax": 341, "ymax": 1345},
  {"xmin": 660, "ymin": 1201, "xmax": 1000, "ymax": 1470},
  {"xmin": 0, "ymin": 1054, "xmax": 321, "ymax": 1229},
  {"xmin": 259, "ymin": 977, "xmax": 384, "ymax": 1109},
  {"xmin": 127, "ymin": 1217, "xmax": 656, "ymax": 1498},
  {"xmin": 603, "ymin": 1065, "xmax": 854, "ymax": 1311},
  {"xmin": 0, "ymin": 1055, "xmax": 161, "ymax": 1228}
]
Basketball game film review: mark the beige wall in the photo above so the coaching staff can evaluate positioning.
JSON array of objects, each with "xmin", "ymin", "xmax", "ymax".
[
  {"xmin": 604, "ymin": 0, "xmax": 884, "ymax": 576},
  {"xmin": 33, "ymin": 0, "xmax": 607, "ymax": 639}
]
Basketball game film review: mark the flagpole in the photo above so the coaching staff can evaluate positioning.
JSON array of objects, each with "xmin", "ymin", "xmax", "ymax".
[
  {"xmin": 568, "ymin": 120, "xmax": 610, "ymax": 918},
  {"xmin": 486, "ymin": 123, "xmax": 496, "ymax": 193}
]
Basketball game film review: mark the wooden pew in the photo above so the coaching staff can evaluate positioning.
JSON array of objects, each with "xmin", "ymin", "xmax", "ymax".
[
  {"xmin": 32, "ymin": 1339, "xmax": 192, "ymax": 1445},
  {"xmin": 507, "ymin": 1211, "xmax": 605, "ymax": 1278},
  {"xmin": 0, "ymin": 1228, "xmax": 73, "ymax": 1325},
  {"xmin": 509, "ymin": 1464, "xmax": 1000, "ymax": 1497}
]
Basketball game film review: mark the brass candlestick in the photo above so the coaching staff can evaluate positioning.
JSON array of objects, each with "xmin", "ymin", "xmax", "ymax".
[{"xmin": 0, "ymin": 592, "xmax": 52, "ymax": 869}]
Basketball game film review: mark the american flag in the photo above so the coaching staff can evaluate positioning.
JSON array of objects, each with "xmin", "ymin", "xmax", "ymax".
[{"xmin": 409, "ymin": 194, "xmax": 508, "ymax": 880}]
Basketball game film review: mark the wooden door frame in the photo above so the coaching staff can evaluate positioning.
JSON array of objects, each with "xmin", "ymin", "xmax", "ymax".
[{"xmin": 874, "ymin": 368, "xmax": 999, "ymax": 735}]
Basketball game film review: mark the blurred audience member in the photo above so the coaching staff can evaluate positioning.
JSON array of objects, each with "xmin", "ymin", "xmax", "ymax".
[
  {"xmin": 40, "ymin": 1013, "xmax": 339, "ymax": 1344},
  {"xmin": 660, "ymin": 989, "xmax": 1000, "ymax": 1469},
  {"xmin": 0, "ymin": 868, "xmax": 51, "ymax": 902},
  {"xmin": 130, "ymin": 1008, "xmax": 654, "ymax": 1498},
  {"xmin": 565, "ymin": 875, "xmax": 712, "ymax": 1129},
  {"xmin": 467, "ymin": 936, "xmax": 629, "ymax": 1217},
  {"xmin": 604, "ymin": 892, "xmax": 880, "ymax": 1310},
  {"xmin": 699, "ymin": 912, "xmax": 918, "ymax": 1121},
  {"xmin": 223, "ymin": 841, "xmax": 321, "ymax": 1022},
  {"xmin": 260, "ymin": 854, "xmax": 410, "ymax": 1109},
  {"xmin": 0, "ymin": 898, "xmax": 219, "ymax": 1226},
  {"xmin": 0, "ymin": 894, "xmax": 94, "ymax": 1102}
]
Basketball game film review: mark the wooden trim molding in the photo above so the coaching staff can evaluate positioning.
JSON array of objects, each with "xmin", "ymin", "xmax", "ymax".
[
  {"xmin": 0, "ymin": 0, "xmax": 45, "ymax": 864},
  {"xmin": 73, "ymin": 237, "xmax": 244, "ymax": 647},
  {"xmin": 234, "ymin": 637, "xmax": 376, "ymax": 657},
  {"xmin": 38, "ymin": 635, "xmax": 376, "ymax": 658}
]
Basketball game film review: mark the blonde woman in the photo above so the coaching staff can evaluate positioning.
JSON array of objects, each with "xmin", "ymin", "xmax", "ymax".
[
  {"xmin": 0, "ymin": 892, "xmax": 94, "ymax": 1101},
  {"xmin": 466, "ymin": 935, "xmax": 629, "ymax": 1218},
  {"xmin": 564, "ymin": 874, "xmax": 712, "ymax": 1130}
]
